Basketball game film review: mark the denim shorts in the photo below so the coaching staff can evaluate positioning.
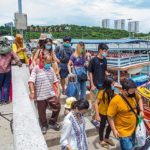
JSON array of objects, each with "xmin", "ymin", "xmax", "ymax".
[{"xmin": 119, "ymin": 135, "xmax": 135, "ymax": 150}]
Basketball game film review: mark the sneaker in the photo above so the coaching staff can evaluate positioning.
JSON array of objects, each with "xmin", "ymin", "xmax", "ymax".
[
  {"xmin": 91, "ymin": 120, "xmax": 100, "ymax": 128},
  {"xmin": 104, "ymin": 139, "xmax": 115, "ymax": 146},
  {"xmin": 41, "ymin": 126, "xmax": 47, "ymax": 134},
  {"xmin": 49, "ymin": 123, "xmax": 61, "ymax": 131},
  {"xmin": 100, "ymin": 141, "xmax": 109, "ymax": 149}
]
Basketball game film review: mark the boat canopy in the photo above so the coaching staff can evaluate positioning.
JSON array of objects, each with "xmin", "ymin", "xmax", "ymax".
[{"xmin": 71, "ymin": 38, "xmax": 150, "ymax": 44}]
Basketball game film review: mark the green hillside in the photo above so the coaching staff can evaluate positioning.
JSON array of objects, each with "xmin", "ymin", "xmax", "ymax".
[{"xmin": 0, "ymin": 24, "xmax": 149, "ymax": 41}]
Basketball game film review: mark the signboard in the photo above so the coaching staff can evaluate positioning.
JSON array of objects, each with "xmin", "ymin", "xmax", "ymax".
[{"xmin": 15, "ymin": 13, "xmax": 27, "ymax": 30}]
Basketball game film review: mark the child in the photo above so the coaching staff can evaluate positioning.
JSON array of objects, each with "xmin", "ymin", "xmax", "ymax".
[
  {"xmin": 95, "ymin": 77, "xmax": 115, "ymax": 149},
  {"xmin": 64, "ymin": 97, "xmax": 77, "ymax": 116}
]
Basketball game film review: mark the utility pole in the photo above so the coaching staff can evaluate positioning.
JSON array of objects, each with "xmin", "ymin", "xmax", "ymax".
[{"xmin": 18, "ymin": 0, "xmax": 23, "ymax": 35}]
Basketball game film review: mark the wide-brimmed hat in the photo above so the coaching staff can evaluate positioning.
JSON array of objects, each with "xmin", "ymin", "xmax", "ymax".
[{"xmin": 64, "ymin": 97, "xmax": 77, "ymax": 109}]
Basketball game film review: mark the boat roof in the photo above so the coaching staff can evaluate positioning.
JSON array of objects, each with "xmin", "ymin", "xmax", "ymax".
[{"xmin": 71, "ymin": 38, "xmax": 149, "ymax": 44}]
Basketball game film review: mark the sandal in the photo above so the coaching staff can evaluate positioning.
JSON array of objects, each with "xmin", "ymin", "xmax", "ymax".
[
  {"xmin": 100, "ymin": 141, "xmax": 109, "ymax": 149},
  {"xmin": 104, "ymin": 139, "xmax": 115, "ymax": 146}
]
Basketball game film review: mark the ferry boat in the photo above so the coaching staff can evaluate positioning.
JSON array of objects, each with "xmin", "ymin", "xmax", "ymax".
[{"xmin": 71, "ymin": 38, "xmax": 150, "ymax": 133}]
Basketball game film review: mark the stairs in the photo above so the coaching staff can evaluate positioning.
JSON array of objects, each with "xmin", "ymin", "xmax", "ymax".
[
  {"xmin": 44, "ymin": 91, "xmax": 98, "ymax": 148},
  {"xmin": 43, "ymin": 91, "xmax": 120, "ymax": 149}
]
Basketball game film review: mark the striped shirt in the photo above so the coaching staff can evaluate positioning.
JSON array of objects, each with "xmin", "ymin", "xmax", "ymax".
[{"xmin": 29, "ymin": 65, "xmax": 58, "ymax": 101}]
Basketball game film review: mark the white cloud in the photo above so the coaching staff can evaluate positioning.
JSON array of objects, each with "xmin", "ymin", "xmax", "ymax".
[{"xmin": 0, "ymin": 0, "xmax": 149, "ymax": 33}]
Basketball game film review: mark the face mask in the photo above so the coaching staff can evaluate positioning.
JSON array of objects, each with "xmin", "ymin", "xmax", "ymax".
[
  {"xmin": 76, "ymin": 111, "xmax": 83, "ymax": 117},
  {"xmin": 127, "ymin": 92, "xmax": 135, "ymax": 98},
  {"xmin": 64, "ymin": 43, "xmax": 71, "ymax": 47},
  {"xmin": 44, "ymin": 64, "xmax": 51, "ymax": 70},
  {"xmin": 45, "ymin": 44, "xmax": 52, "ymax": 50},
  {"xmin": 111, "ymin": 86, "xmax": 115, "ymax": 90},
  {"xmin": 81, "ymin": 48, "xmax": 85, "ymax": 54},
  {"xmin": 102, "ymin": 52, "xmax": 107, "ymax": 58}
]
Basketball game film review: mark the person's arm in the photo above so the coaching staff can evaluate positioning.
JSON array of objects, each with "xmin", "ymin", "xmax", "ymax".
[
  {"xmin": 88, "ymin": 59, "xmax": 95, "ymax": 91},
  {"xmin": 95, "ymin": 98, "xmax": 100, "ymax": 121},
  {"xmin": 68, "ymin": 60, "xmax": 73, "ymax": 74},
  {"xmin": 89, "ymin": 72, "xmax": 95, "ymax": 91},
  {"xmin": 52, "ymin": 68, "xmax": 60, "ymax": 97},
  {"xmin": 60, "ymin": 119, "xmax": 73, "ymax": 150},
  {"xmin": 138, "ymin": 94, "xmax": 144, "ymax": 117},
  {"xmin": 107, "ymin": 97, "xmax": 119, "ymax": 138},
  {"xmin": 107, "ymin": 116, "xmax": 119, "ymax": 138},
  {"xmin": 52, "ymin": 51, "xmax": 60, "ymax": 63},
  {"xmin": 12, "ymin": 44, "xmax": 25, "ymax": 53},
  {"xmin": 28, "ymin": 66, "xmax": 37, "ymax": 100},
  {"xmin": 11, "ymin": 51, "xmax": 22, "ymax": 67}
]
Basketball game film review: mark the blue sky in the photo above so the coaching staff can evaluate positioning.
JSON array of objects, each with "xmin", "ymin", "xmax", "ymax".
[{"xmin": 0, "ymin": 0, "xmax": 150, "ymax": 33}]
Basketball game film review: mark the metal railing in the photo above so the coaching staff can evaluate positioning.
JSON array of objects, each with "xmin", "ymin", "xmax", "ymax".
[{"xmin": 107, "ymin": 54, "xmax": 149, "ymax": 67}]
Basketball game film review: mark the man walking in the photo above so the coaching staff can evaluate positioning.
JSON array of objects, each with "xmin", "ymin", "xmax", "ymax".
[
  {"xmin": 107, "ymin": 79, "xmax": 144, "ymax": 150},
  {"xmin": 55, "ymin": 36, "xmax": 73, "ymax": 94},
  {"xmin": 29, "ymin": 55, "xmax": 61, "ymax": 134},
  {"xmin": 88, "ymin": 43, "xmax": 109, "ymax": 126}
]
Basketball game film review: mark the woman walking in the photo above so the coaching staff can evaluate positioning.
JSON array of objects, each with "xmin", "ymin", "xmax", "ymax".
[
  {"xmin": 68, "ymin": 42, "xmax": 87, "ymax": 100},
  {"xmin": 60, "ymin": 100, "xmax": 89, "ymax": 150},
  {"xmin": 95, "ymin": 77, "xmax": 115, "ymax": 149}
]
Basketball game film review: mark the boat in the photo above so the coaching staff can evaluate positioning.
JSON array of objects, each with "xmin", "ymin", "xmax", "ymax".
[{"xmin": 71, "ymin": 38, "xmax": 150, "ymax": 133}]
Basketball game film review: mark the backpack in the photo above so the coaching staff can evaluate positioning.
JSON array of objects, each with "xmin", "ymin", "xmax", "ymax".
[
  {"xmin": 0, "ymin": 45, "xmax": 11, "ymax": 55},
  {"xmin": 55, "ymin": 45, "xmax": 73, "ymax": 63}
]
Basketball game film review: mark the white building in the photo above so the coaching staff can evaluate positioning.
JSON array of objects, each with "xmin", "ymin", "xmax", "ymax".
[
  {"xmin": 102, "ymin": 19, "xmax": 110, "ymax": 28},
  {"xmin": 114, "ymin": 19, "xmax": 125, "ymax": 30},
  {"xmin": 128, "ymin": 21, "xmax": 139, "ymax": 33}
]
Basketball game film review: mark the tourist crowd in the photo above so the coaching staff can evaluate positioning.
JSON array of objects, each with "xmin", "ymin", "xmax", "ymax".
[{"xmin": 0, "ymin": 34, "xmax": 146, "ymax": 150}]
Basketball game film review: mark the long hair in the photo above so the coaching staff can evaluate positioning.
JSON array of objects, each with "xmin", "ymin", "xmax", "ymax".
[
  {"xmin": 74, "ymin": 42, "xmax": 86, "ymax": 57},
  {"xmin": 15, "ymin": 34, "xmax": 23, "ymax": 48},
  {"xmin": 102, "ymin": 77, "xmax": 114, "ymax": 104}
]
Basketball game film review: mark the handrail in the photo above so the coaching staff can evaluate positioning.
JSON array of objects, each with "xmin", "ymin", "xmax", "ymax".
[{"xmin": 12, "ymin": 65, "xmax": 48, "ymax": 150}]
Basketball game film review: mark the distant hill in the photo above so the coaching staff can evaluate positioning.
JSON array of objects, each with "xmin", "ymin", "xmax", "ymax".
[{"xmin": 0, "ymin": 24, "xmax": 149, "ymax": 41}]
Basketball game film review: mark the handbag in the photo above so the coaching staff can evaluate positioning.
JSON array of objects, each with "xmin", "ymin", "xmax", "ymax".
[
  {"xmin": 66, "ymin": 75, "xmax": 79, "ymax": 99},
  {"xmin": 119, "ymin": 94, "xmax": 147, "ymax": 148},
  {"xmin": 73, "ymin": 65, "xmax": 87, "ymax": 82}
]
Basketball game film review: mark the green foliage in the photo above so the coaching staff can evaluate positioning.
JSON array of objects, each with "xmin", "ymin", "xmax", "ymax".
[{"xmin": 0, "ymin": 24, "xmax": 149, "ymax": 41}]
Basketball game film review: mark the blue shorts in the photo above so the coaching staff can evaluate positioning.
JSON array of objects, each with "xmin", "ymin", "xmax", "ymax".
[{"xmin": 59, "ymin": 63, "xmax": 69, "ymax": 78}]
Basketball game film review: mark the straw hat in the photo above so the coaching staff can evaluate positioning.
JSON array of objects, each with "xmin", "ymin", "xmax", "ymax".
[{"xmin": 64, "ymin": 97, "xmax": 77, "ymax": 109}]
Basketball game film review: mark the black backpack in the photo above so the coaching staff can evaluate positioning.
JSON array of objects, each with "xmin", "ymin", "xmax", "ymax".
[{"xmin": 57, "ymin": 45, "xmax": 73, "ymax": 63}]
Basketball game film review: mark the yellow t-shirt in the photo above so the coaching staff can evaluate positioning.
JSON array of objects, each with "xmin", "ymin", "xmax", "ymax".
[
  {"xmin": 97, "ymin": 90, "xmax": 109, "ymax": 115},
  {"xmin": 12, "ymin": 43, "xmax": 25, "ymax": 60},
  {"xmin": 107, "ymin": 94, "xmax": 140, "ymax": 137}
]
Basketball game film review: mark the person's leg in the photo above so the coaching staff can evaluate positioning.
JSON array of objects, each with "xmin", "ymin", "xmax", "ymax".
[
  {"xmin": 61, "ymin": 77, "xmax": 66, "ymax": 93},
  {"xmin": 37, "ymin": 100, "xmax": 48, "ymax": 127},
  {"xmin": 104, "ymin": 119, "xmax": 115, "ymax": 146},
  {"xmin": 48, "ymin": 96, "xmax": 61, "ymax": 125},
  {"xmin": 80, "ymin": 81, "xmax": 86, "ymax": 100},
  {"xmin": 105, "ymin": 121, "xmax": 112, "ymax": 139},
  {"xmin": 3, "ymin": 71, "xmax": 11, "ymax": 103},
  {"xmin": 0, "ymin": 73, "xmax": 5, "ymax": 103},
  {"xmin": 119, "ymin": 136, "xmax": 134, "ymax": 150},
  {"xmin": 99, "ymin": 114, "xmax": 107, "ymax": 141}
]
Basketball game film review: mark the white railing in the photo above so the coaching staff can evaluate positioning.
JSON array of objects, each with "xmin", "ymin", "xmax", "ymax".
[
  {"xmin": 12, "ymin": 65, "xmax": 48, "ymax": 150},
  {"xmin": 107, "ymin": 54, "xmax": 149, "ymax": 67}
]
